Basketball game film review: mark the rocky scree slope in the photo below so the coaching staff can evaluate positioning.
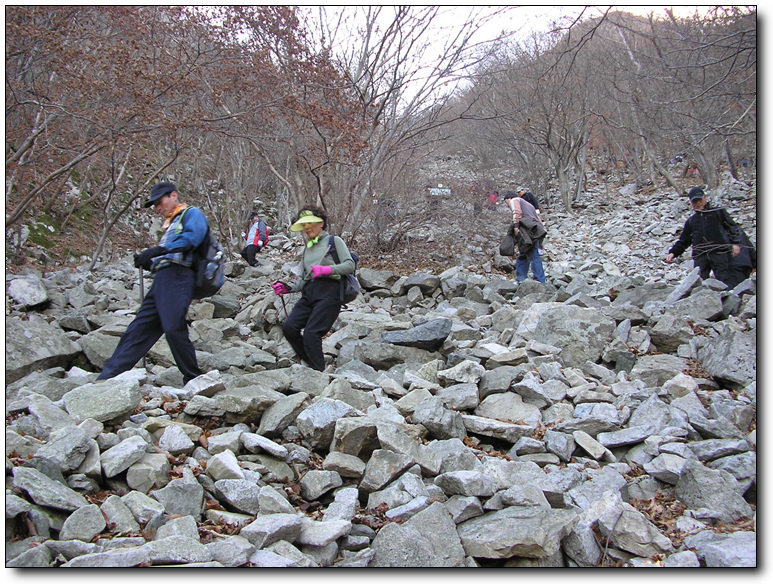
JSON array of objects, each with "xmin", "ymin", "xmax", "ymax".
[{"xmin": 5, "ymin": 177, "xmax": 756, "ymax": 568}]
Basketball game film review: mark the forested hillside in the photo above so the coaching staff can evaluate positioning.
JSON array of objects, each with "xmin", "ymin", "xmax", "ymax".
[{"xmin": 5, "ymin": 6, "xmax": 755, "ymax": 272}]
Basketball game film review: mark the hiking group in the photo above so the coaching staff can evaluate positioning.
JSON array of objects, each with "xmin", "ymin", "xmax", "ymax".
[
  {"xmin": 497, "ymin": 184, "xmax": 754, "ymax": 291},
  {"xmin": 98, "ymin": 181, "xmax": 755, "ymax": 385},
  {"xmin": 98, "ymin": 183, "xmax": 356, "ymax": 381}
]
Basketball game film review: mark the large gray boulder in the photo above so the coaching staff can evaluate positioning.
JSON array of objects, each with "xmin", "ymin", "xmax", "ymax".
[
  {"xmin": 413, "ymin": 396, "xmax": 466, "ymax": 440},
  {"xmin": 597, "ymin": 502, "xmax": 674, "ymax": 557},
  {"xmin": 295, "ymin": 398, "xmax": 357, "ymax": 449},
  {"xmin": 12, "ymin": 465, "xmax": 89, "ymax": 511},
  {"xmin": 62, "ymin": 376, "xmax": 143, "ymax": 423},
  {"xmin": 151, "ymin": 477, "xmax": 205, "ymax": 518},
  {"xmin": 6, "ymin": 317, "xmax": 82, "ymax": 383},
  {"xmin": 382, "ymin": 318, "xmax": 452, "ymax": 351},
  {"xmin": 31, "ymin": 425, "xmax": 92, "ymax": 472},
  {"xmin": 370, "ymin": 502, "xmax": 465, "ymax": 567},
  {"xmin": 668, "ymin": 289, "xmax": 725, "ymax": 321},
  {"xmin": 78, "ymin": 331, "xmax": 121, "ymax": 369},
  {"xmin": 214, "ymin": 479, "xmax": 262, "ymax": 515},
  {"xmin": 7, "ymin": 274, "xmax": 49, "ymax": 308},
  {"xmin": 353, "ymin": 342, "xmax": 439, "ymax": 369},
  {"xmin": 356, "ymin": 268, "xmax": 401, "ymax": 292},
  {"xmin": 239, "ymin": 513, "xmax": 303, "ymax": 548},
  {"xmin": 698, "ymin": 329, "xmax": 756, "ymax": 390},
  {"xmin": 689, "ymin": 531, "xmax": 756, "ymax": 567},
  {"xmin": 674, "ymin": 459, "xmax": 753, "ymax": 522},
  {"xmin": 400, "ymin": 273, "xmax": 441, "ymax": 295},
  {"xmin": 100, "ymin": 435, "xmax": 151, "ymax": 478},
  {"xmin": 629, "ymin": 354, "xmax": 688, "ymax": 387},
  {"xmin": 359, "ymin": 449, "xmax": 414, "ymax": 493},
  {"xmin": 457, "ymin": 506, "xmax": 578, "ymax": 559},
  {"xmin": 474, "ymin": 392, "xmax": 542, "ymax": 426},
  {"xmin": 58, "ymin": 504, "xmax": 107, "ymax": 542},
  {"xmin": 516, "ymin": 304, "xmax": 616, "ymax": 367}
]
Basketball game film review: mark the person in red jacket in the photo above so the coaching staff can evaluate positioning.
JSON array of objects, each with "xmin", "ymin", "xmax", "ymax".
[{"xmin": 240, "ymin": 211, "xmax": 268, "ymax": 267}]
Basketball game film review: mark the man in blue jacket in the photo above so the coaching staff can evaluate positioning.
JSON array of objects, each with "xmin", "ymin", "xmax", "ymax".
[
  {"xmin": 665, "ymin": 187, "xmax": 750, "ymax": 289},
  {"xmin": 97, "ymin": 182, "xmax": 208, "ymax": 385}
]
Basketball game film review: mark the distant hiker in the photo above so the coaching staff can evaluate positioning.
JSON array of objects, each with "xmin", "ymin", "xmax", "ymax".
[
  {"xmin": 98, "ymin": 182, "xmax": 206, "ymax": 385},
  {"xmin": 240, "ymin": 211, "xmax": 268, "ymax": 267},
  {"xmin": 486, "ymin": 192, "xmax": 498, "ymax": 211},
  {"xmin": 271, "ymin": 205, "xmax": 355, "ymax": 372},
  {"xmin": 504, "ymin": 190, "xmax": 546, "ymax": 284},
  {"xmin": 665, "ymin": 187, "xmax": 752, "ymax": 289}
]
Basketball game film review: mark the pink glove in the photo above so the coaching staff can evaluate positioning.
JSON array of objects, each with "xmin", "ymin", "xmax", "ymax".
[
  {"xmin": 310, "ymin": 265, "xmax": 333, "ymax": 279},
  {"xmin": 272, "ymin": 281, "xmax": 290, "ymax": 295}
]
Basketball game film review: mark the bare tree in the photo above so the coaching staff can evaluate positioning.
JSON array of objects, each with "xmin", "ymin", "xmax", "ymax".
[
  {"xmin": 6, "ymin": 6, "xmax": 359, "ymax": 266},
  {"xmin": 477, "ymin": 30, "xmax": 601, "ymax": 211},
  {"xmin": 455, "ymin": 7, "xmax": 756, "ymax": 207},
  {"xmin": 5, "ymin": 5, "xmax": 755, "ymax": 271},
  {"xmin": 590, "ymin": 8, "xmax": 756, "ymax": 191},
  {"xmin": 296, "ymin": 6, "xmax": 512, "ymax": 241}
]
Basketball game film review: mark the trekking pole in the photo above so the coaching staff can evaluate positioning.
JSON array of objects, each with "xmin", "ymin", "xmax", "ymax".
[
  {"xmin": 280, "ymin": 295, "xmax": 289, "ymax": 319},
  {"xmin": 138, "ymin": 267, "xmax": 147, "ymax": 369}
]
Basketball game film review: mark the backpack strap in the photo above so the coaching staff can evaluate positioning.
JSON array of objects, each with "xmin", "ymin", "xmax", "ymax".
[
  {"xmin": 175, "ymin": 207, "xmax": 211, "ymax": 258},
  {"xmin": 324, "ymin": 235, "xmax": 345, "ymax": 303},
  {"xmin": 173, "ymin": 207, "xmax": 187, "ymax": 234},
  {"xmin": 326, "ymin": 235, "xmax": 339, "ymax": 262}
]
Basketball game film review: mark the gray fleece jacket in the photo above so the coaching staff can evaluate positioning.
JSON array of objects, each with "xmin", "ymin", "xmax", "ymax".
[{"xmin": 289, "ymin": 233, "xmax": 355, "ymax": 293}]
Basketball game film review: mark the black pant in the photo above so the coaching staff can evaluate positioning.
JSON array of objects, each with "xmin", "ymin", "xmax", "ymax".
[
  {"xmin": 694, "ymin": 251, "xmax": 749, "ymax": 290},
  {"xmin": 97, "ymin": 265, "xmax": 202, "ymax": 384},
  {"xmin": 240, "ymin": 244, "xmax": 261, "ymax": 266},
  {"xmin": 281, "ymin": 278, "xmax": 342, "ymax": 371}
]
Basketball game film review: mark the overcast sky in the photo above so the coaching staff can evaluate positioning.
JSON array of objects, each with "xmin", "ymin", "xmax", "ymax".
[{"xmin": 453, "ymin": 5, "xmax": 721, "ymax": 45}]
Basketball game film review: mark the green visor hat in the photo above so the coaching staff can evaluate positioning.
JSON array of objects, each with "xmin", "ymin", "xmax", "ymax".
[{"xmin": 290, "ymin": 210, "xmax": 324, "ymax": 232}]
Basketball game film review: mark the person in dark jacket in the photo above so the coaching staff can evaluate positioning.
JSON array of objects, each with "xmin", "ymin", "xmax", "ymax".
[
  {"xmin": 98, "ymin": 182, "xmax": 207, "ymax": 384},
  {"xmin": 519, "ymin": 189, "xmax": 545, "ymax": 255},
  {"xmin": 240, "ymin": 211, "xmax": 268, "ymax": 266},
  {"xmin": 504, "ymin": 190, "xmax": 546, "ymax": 283},
  {"xmin": 272, "ymin": 205, "xmax": 355, "ymax": 371},
  {"xmin": 518, "ymin": 189, "xmax": 541, "ymax": 216},
  {"xmin": 665, "ymin": 187, "xmax": 749, "ymax": 288}
]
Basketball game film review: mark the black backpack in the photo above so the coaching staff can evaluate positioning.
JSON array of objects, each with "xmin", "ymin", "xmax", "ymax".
[
  {"xmin": 326, "ymin": 236, "xmax": 360, "ymax": 305},
  {"xmin": 193, "ymin": 228, "xmax": 225, "ymax": 299},
  {"xmin": 178, "ymin": 209, "xmax": 226, "ymax": 299},
  {"xmin": 719, "ymin": 208, "xmax": 757, "ymax": 269}
]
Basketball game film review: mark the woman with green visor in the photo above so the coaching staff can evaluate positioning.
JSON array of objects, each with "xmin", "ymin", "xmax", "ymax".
[{"xmin": 272, "ymin": 205, "xmax": 355, "ymax": 371}]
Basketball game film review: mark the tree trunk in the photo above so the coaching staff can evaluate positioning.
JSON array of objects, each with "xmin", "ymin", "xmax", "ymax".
[
  {"xmin": 87, "ymin": 198, "xmax": 137, "ymax": 272},
  {"xmin": 724, "ymin": 139, "xmax": 740, "ymax": 183},
  {"xmin": 557, "ymin": 166, "xmax": 572, "ymax": 212},
  {"xmin": 574, "ymin": 134, "xmax": 589, "ymax": 204},
  {"xmin": 694, "ymin": 150, "xmax": 717, "ymax": 189},
  {"xmin": 651, "ymin": 158, "xmax": 682, "ymax": 193}
]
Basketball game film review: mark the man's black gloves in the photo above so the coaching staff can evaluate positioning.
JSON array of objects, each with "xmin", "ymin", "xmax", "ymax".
[{"xmin": 133, "ymin": 246, "xmax": 166, "ymax": 270}]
